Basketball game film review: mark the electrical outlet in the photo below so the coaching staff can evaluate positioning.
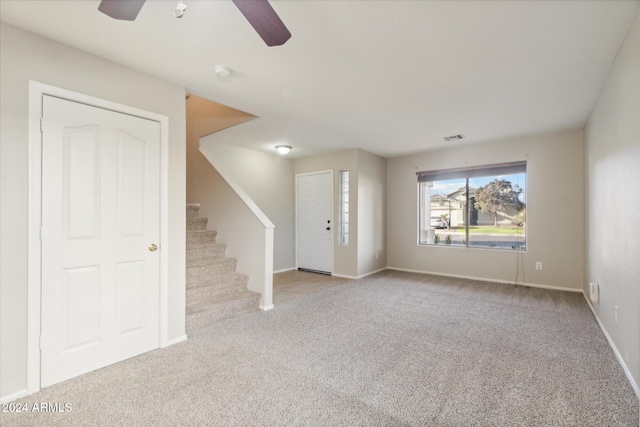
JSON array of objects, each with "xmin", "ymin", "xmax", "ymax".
[
  {"xmin": 375, "ymin": 252, "xmax": 379, "ymax": 260},
  {"xmin": 589, "ymin": 282, "xmax": 599, "ymax": 303},
  {"xmin": 535, "ymin": 262, "xmax": 542, "ymax": 271},
  {"xmin": 614, "ymin": 305, "xmax": 618, "ymax": 323}
]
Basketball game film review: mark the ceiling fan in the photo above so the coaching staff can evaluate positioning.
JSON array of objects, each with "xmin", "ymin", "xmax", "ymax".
[{"xmin": 98, "ymin": 0, "xmax": 291, "ymax": 47}]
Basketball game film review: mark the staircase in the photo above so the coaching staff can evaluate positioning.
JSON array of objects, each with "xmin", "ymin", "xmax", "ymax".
[{"xmin": 186, "ymin": 204, "xmax": 261, "ymax": 334}]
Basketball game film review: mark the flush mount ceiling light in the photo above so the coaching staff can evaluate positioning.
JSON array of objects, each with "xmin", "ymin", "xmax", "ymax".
[
  {"xmin": 275, "ymin": 145, "xmax": 292, "ymax": 155},
  {"xmin": 173, "ymin": 0, "xmax": 186, "ymax": 18},
  {"xmin": 214, "ymin": 66, "xmax": 232, "ymax": 78}
]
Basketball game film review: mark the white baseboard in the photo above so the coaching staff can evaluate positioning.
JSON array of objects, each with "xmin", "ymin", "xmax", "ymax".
[
  {"xmin": 331, "ymin": 273, "xmax": 357, "ymax": 279},
  {"xmin": 386, "ymin": 266, "xmax": 582, "ymax": 293},
  {"xmin": 583, "ymin": 293, "xmax": 639, "ymax": 399},
  {"xmin": 165, "ymin": 334, "xmax": 187, "ymax": 347},
  {"xmin": 1, "ymin": 389, "xmax": 28, "ymax": 404},
  {"xmin": 273, "ymin": 267, "xmax": 296, "ymax": 274},
  {"xmin": 260, "ymin": 304, "xmax": 274, "ymax": 311},
  {"xmin": 333, "ymin": 267, "xmax": 387, "ymax": 280}
]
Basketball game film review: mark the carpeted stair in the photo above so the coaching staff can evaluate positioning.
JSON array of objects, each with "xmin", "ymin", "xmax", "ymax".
[{"xmin": 186, "ymin": 204, "xmax": 261, "ymax": 334}]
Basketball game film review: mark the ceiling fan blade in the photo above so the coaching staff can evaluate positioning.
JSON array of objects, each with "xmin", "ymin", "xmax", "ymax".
[
  {"xmin": 98, "ymin": 0, "xmax": 147, "ymax": 21},
  {"xmin": 232, "ymin": 0, "xmax": 291, "ymax": 47}
]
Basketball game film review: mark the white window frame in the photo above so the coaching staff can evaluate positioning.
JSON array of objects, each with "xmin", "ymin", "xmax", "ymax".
[
  {"xmin": 339, "ymin": 170, "xmax": 350, "ymax": 245},
  {"xmin": 417, "ymin": 162, "xmax": 526, "ymax": 251}
]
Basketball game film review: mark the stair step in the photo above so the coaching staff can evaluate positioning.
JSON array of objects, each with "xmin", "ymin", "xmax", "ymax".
[
  {"xmin": 187, "ymin": 287, "xmax": 258, "ymax": 314},
  {"xmin": 186, "ymin": 293, "xmax": 261, "ymax": 334},
  {"xmin": 187, "ymin": 276, "xmax": 249, "ymax": 304},
  {"xmin": 186, "ymin": 257, "xmax": 237, "ymax": 277},
  {"xmin": 186, "ymin": 260, "xmax": 239, "ymax": 288},
  {"xmin": 186, "ymin": 230, "xmax": 217, "ymax": 246},
  {"xmin": 186, "ymin": 217, "xmax": 208, "ymax": 231},
  {"xmin": 186, "ymin": 204, "xmax": 200, "ymax": 219},
  {"xmin": 187, "ymin": 273, "xmax": 248, "ymax": 292},
  {"xmin": 187, "ymin": 271, "xmax": 247, "ymax": 289},
  {"xmin": 186, "ymin": 244, "xmax": 227, "ymax": 266}
]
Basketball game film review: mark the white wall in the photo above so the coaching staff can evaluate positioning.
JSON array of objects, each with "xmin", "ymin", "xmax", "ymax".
[
  {"xmin": 199, "ymin": 138, "xmax": 295, "ymax": 272},
  {"xmin": 387, "ymin": 131, "xmax": 584, "ymax": 290},
  {"xmin": 0, "ymin": 23, "xmax": 187, "ymax": 401},
  {"xmin": 357, "ymin": 150, "xmax": 387, "ymax": 276},
  {"xmin": 191, "ymin": 161, "xmax": 273, "ymax": 305},
  {"xmin": 185, "ymin": 94, "xmax": 276, "ymax": 298},
  {"xmin": 294, "ymin": 150, "xmax": 359, "ymax": 277},
  {"xmin": 584, "ymin": 9, "xmax": 639, "ymax": 392}
]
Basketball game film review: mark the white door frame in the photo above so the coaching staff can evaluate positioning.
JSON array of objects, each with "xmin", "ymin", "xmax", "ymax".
[
  {"xmin": 27, "ymin": 81, "xmax": 170, "ymax": 394},
  {"xmin": 294, "ymin": 170, "xmax": 334, "ymax": 274}
]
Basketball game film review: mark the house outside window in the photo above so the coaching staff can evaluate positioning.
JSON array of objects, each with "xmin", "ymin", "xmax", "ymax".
[{"xmin": 418, "ymin": 162, "xmax": 526, "ymax": 250}]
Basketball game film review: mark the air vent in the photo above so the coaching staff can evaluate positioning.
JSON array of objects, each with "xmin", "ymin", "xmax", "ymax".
[{"xmin": 444, "ymin": 134, "xmax": 465, "ymax": 141}]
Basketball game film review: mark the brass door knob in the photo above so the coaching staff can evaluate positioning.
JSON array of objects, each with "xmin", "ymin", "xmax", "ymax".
[{"xmin": 148, "ymin": 243, "xmax": 158, "ymax": 252}]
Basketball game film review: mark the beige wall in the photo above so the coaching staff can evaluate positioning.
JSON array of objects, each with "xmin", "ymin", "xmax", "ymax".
[
  {"xmin": 191, "ymin": 162, "xmax": 272, "ymax": 300},
  {"xmin": 356, "ymin": 150, "xmax": 387, "ymax": 276},
  {"xmin": 387, "ymin": 131, "xmax": 584, "ymax": 290},
  {"xmin": 0, "ymin": 23, "xmax": 187, "ymax": 400},
  {"xmin": 185, "ymin": 94, "xmax": 254, "ymax": 205},
  {"xmin": 186, "ymin": 96, "xmax": 274, "ymax": 300},
  {"xmin": 293, "ymin": 149, "xmax": 387, "ymax": 279},
  {"xmin": 199, "ymin": 138, "xmax": 295, "ymax": 272},
  {"xmin": 584, "ymin": 9, "xmax": 639, "ymax": 390},
  {"xmin": 294, "ymin": 150, "xmax": 359, "ymax": 277}
]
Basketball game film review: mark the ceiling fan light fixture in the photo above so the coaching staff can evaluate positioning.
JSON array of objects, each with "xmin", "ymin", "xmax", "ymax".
[
  {"xmin": 276, "ymin": 145, "xmax": 292, "ymax": 155},
  {"xmin": 173, "ymin": 0, "xmax": 186, "ymax": 18}
]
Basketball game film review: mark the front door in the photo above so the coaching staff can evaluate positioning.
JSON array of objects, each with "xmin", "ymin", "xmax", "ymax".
[
  {"xmin": 40, "ymin": 95, "xmax": 161, "ymax": 387},
  {"xmin": 297, "ymin": 172, "xmax": 332, "ymax": 273}
]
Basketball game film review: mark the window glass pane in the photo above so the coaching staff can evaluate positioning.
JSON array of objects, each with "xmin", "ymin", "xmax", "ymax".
[
  {"xmin": 418, "ymin": 164, "xmax": 526, "ymax": 250},
  {"xmin": 468, "ymin": 173, "xmax": 526, "ymax": 250},
  {"xmin": 419, "ymin": 178, "xmax": 466, "ymax": 246},
  {"xmin": 339, "ymin": 170, "xmax": 350, "ymax": 245}
]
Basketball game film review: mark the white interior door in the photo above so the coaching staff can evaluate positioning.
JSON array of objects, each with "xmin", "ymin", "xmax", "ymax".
[
  {"xmin": 40, "ymin": 95, "xmax": 161, "ymax": 387},
  {"xmin": 297, "ymin": 172, "xmax": 332, "ymax": 273}
]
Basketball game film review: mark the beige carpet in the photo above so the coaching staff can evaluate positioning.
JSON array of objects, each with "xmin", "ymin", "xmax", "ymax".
[{"xmin": 2, "ymin": 270, "xmax": 637, "ymax": 426}]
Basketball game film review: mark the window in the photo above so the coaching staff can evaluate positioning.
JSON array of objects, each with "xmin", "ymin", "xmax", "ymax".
[
  {"xmin": 339, "ymin": 170, "xmax": 350, "ymax": 245},
  {"xmin": 417, "ymin": 162, "xmax": 526, "ymax": 250}
]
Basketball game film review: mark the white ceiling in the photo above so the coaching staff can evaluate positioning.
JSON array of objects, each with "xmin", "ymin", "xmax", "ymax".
[{"xmin": 1, "ymin": 1, "xmax": 638, "ymax": 158}]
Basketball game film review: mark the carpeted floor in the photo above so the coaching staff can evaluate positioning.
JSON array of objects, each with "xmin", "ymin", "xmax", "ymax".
[{"xmin": 2, "ymin": 270, "xmax": 638, "ymax": 426}]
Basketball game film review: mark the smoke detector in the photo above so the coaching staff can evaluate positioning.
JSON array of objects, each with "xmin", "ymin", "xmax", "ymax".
[
  {"xmin": 444, "ymin": 134, "xmax": 465, "ymax": 142},
  {"xmin": 214, "ymin": 66, "xmax": 232, "ymax": 78}
]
